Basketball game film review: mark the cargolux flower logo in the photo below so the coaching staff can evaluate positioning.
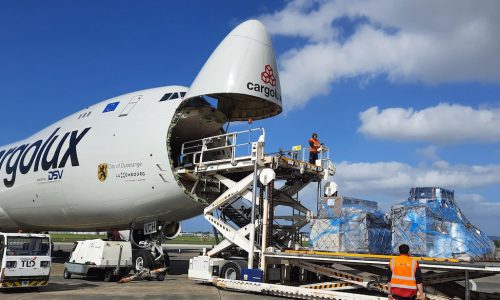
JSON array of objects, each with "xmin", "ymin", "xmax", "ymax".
[{"xmin": 261, "ymin": 65, "xmax": 276, "ymax": 87}]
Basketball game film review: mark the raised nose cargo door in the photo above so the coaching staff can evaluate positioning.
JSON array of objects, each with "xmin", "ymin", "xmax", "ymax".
[{"xmin": 184, "ymin": 19, "xmax": 282, "ymax": 121}]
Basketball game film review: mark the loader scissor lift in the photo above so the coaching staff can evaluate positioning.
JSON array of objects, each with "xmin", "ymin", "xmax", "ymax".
[{"xmin": 176, "ymin": 128, "xmax": 333, "ymax": 257}]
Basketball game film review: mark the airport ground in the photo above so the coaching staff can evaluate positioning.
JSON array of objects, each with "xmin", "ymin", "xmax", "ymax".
[
  {"xmin": 1, "ymin": 244, "xmax": 500, "ymax": 299},
  {"xmin": 1, "ymin": 245, "xmax": 283, "ymax": 300}
]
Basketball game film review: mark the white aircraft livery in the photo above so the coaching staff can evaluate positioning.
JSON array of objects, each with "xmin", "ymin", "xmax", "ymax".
[{"xmin": 0, "ymin": 20, "xmax": 282, "ymax": 246}]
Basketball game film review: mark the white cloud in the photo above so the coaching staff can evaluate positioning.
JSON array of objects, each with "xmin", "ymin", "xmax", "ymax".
[
  {"xmin": 416, "ymin": 146, "xmax": 440, "ymax": 162},
  {"xmin": 259, "ymin": 0, "xmax": 500, "ymax": 111},
  {"xmin": 332, "ymin": 160, "xmax": 500, "ymax": 234},
  {"xmin": 358, "ymin": 103, "xmax": 500, "ymax": 143},
  {"xmin": 456, "ymin": 194, "xmax": 500, "ymax": 235},
  {"xmin": 294, "ymin": 160, "xmax": 500, "ymax": 234},
  {"xmin": 335, "ymin": 160, "xmax": 500, "ymax": 195}
]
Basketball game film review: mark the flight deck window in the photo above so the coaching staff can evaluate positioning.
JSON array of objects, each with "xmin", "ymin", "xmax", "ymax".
[
  {"xmin": 180, "ymin": 92, "xmax": 186, "ymax": 97},
  {"xmin": 159, "ymin": 92, "xmax": 181, "ymax": 101},
  {"xmin": 169, "ymin": 93, "xmax": 179, "ymax": 100},
  {"xmin": 160, "ymin": 93, "xmax": 172, "ymax": 101}
]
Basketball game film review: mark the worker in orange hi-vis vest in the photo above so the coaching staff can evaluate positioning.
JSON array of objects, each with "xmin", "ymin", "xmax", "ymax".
[
  {"xmin": 308, "ymin": 133, "xmax": 322, "ymax": 164},
  {"xmin": 388, "ymin": 244, "xmax": 425, "ymax": 300}
]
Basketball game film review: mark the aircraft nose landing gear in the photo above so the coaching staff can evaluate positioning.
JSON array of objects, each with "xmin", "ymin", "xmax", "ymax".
[{"xmin": 132, "ymin": 240, "xmax": 168, "ymax": 273}]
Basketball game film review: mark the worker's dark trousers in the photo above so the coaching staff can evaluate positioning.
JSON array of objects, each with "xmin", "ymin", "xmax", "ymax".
[{"xmin": 309, "ymin": 152, "xmax": 318, "ymax": 164}]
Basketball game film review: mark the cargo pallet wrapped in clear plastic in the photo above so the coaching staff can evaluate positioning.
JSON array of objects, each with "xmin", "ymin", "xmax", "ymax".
[
  {"xmin": 391, "ymin": 187, "xmax": 496, "ymax": 262},
  {"xmin": 310, "ymin": 197, "xmax": 392, "ymax": 254}
]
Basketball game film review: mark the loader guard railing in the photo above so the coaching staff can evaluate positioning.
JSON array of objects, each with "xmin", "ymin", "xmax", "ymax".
[
  {"xmin": 277, "ymin": 144, "xmax": 335, "ymax": 179},
  {"xmin": 180, "ymin": 128, "xmax": 265, "ymax": 167}
]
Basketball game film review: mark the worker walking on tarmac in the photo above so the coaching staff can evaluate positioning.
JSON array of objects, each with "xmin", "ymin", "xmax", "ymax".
[
  {"xmin": 388, "ymin": 244, "xmax": 425, "ymax": 300},
  {"xmin": 308, "ymin": 133, "xmax": 322, "ymax": 164}
]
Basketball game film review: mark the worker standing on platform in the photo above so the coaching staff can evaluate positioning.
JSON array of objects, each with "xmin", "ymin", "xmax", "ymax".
[
  {"xmin": 388, "ymin": 244, "xmax": 425, "ymax": 300},
  {"xmin": 308, "ymin": 133, "xmax": 322, "ymax": 164}
]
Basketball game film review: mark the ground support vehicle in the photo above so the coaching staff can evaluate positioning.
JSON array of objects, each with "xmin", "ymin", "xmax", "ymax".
[
  {"xmin": 186, "ymin": 129, "xmax": 500, "ymax": 300},
  {"xmin": 0, "ymin": 232, "xmax": 51, "ymax": 289},
  {"xmin": 64, "ymin": 239, "xmax": 133, "ymax": 282}
]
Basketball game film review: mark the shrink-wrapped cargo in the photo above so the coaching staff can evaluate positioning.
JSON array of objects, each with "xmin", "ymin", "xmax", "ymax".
[
  {"xmin": 391, "ymin": 187, "xmax": 495, "ymax": 261},
  {"xmin": 310, "ymin": 197, "xmax": 392, "ymax": 254}
]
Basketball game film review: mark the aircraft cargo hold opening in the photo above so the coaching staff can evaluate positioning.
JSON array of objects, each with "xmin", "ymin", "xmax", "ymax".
[
  {"xmin": 167, "ymin": 97, "xmax": 230, "ymax": 204},
  {"xmin": 167, "ymin": 95, "xmax": 272, "ymax": 205}
]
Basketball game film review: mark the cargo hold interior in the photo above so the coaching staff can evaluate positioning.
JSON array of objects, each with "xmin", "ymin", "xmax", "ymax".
[{"xmin": 167, "ymin": 97, "xmax": 230, "ymax": 204}]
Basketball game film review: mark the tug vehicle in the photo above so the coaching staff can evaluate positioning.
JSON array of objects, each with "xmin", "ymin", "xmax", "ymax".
[{"xmin": 0, "ymin": 232, "xmax": 51, "ymax": 289}]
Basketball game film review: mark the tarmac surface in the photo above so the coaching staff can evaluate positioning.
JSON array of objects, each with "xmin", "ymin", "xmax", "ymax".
[
  {"xmin": 1, "ymin": 244, "xmax": 500, "ymax": 299},
  {"xmin": 1, "ymin": 247, "xmax": 283, "ymax": 300}
]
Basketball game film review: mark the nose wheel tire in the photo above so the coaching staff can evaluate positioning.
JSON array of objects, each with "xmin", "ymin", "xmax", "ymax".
[
  {"xmin": 135, "ymin": 256, "xmax": 145, "ymax": 272},
  {"xmin": 156, "ymin": 272, "xmax": 166, "ymax": 281},
  {"xmin": 133, "ymin": 249, "xmax": 155, "ymax": 273}
]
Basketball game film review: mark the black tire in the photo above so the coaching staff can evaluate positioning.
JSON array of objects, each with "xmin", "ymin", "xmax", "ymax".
[
  {"xmin": 103, "ymin": 269, "xmax": 113, "ymax": 282},
  {"xmin": 132, "ymin": 249, "xmax": 154, "ymax": 273},
  {"xmin": 290, "ymin": 266, "xmax": 300, "ymax": 282},
  {"xmin": 165, "ymin": 252, "xmax": 170, "ymax": 273},
  {"xmin": 63, "ymin": 268, "xmax": 71, "ymax": 279},
  {"xmin": 220, "ymin": 262, "xmax": 241, "ymax": 280},
  {"xmin": 119, "ymin": 267, "xmax": 132, "ymax": 278},
  {"xmin": 156, "ymin": 272, "xmax": 166, "ymax": 281},
  {"xmin": 88, "ymin": 268, "xmax": 102, "ymax": 279}
]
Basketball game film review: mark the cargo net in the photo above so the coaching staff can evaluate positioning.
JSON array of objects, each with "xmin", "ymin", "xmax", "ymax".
[
  {"xmin": 391, "ymin": 187, "xmax": 496, "ymax": 262},
  {"xmin": 310, "ymin": 197, "xmax": 392, "ymax": 254}
]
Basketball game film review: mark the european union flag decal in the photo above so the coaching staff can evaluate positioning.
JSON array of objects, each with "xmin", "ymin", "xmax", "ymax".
[{"xmin": 103, "ymin": 101, "xmax": 119, "ymax": 113}]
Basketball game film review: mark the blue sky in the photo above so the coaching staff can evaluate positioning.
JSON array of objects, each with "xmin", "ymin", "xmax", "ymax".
[{"xmin": 1, "ymin": 1, "xmax": 499, "ymax": 234}]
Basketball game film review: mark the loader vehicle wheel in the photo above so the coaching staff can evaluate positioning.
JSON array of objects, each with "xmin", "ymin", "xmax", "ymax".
[
  {"xmin": 220, "ymin": 262, "xmax": 241, "ymax": 280},
  {"xmin": 63, "ymin": 268, "xmax": 71, "ymax": 279}
]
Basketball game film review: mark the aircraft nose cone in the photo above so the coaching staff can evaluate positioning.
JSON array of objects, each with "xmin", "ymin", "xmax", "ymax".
[
  {"xmin": 228, "ymin": 19, "xmax": 272, "ymax": 47},
  {"xmin": 185, "ymin": 19, "xmax": 282, "ymax": 121}
]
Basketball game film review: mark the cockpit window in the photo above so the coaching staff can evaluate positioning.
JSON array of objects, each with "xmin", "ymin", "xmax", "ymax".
[
  {"xmin": 160, "ymin": 93, "xmax": 173, "ymax": 102},
  {"xmin": 160, "ymin": 92, "xmax": 182, "ymax": 102}
]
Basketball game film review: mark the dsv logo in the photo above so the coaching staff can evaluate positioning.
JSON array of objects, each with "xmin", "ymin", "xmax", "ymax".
[{"xmin": 48, "ymin": 170, "xmax": 64, "ymax": 181}]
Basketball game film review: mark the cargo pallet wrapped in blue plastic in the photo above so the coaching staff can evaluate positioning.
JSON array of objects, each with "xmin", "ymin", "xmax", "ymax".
[
  {"xmin": 310, "ymin": 197, "xmax": 392, "ymax": 254},
  {"xmin": 391, "ymin": 187, "xmax": 496, "ymax": 262}
]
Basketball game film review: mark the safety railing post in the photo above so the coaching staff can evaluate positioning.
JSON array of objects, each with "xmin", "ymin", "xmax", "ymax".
[
  {"xmin": 248, "ymin": 161, "xmax": 258, "ymax": 269},
  {"xmin": 231, "ymin": 132, "xmax": 237, "ymax": 165}
]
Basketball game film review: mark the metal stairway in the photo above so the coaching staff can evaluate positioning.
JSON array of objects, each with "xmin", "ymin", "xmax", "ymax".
[
  {"xmin": 221, "ymin": 199, "xmax": 252, "ymax": 228},
  {"xmin": 269, "ymin": 179, "xmax": 312, "ymax": 249}
]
